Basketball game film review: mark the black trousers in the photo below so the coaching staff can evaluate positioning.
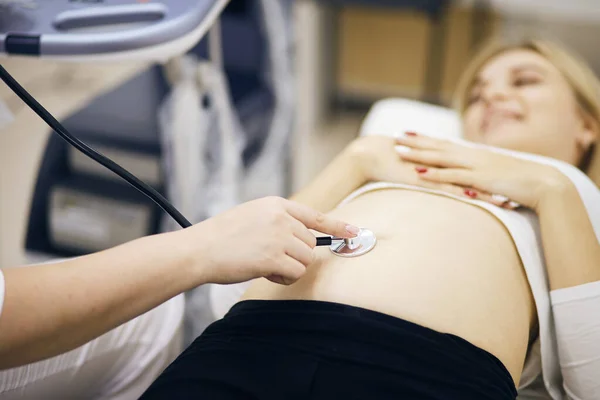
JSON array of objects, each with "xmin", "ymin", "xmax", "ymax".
[{"xmin": 140, "ymin": 300, "xmax": 517, "ymax": 399}]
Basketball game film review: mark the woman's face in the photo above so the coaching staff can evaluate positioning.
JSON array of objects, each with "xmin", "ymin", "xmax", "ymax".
[{"xmin": 462, "ymin": 49, "xmax": 596, "ymax": 165}]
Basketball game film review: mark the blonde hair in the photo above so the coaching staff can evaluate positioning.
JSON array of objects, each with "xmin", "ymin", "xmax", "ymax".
[{"xmin": 453, "ymin": 37, "xmax": 600, "ymax": 187}]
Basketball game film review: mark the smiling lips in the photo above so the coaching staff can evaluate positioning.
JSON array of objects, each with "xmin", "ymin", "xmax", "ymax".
[{"xmin": 481, "ymin": 107, "xmax": 523, "ymax": 133}]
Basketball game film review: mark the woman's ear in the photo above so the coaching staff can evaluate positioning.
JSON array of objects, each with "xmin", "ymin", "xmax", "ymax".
[{"xmin": 576, "ymin": 110, "xmax": 599, "ymax": 151}]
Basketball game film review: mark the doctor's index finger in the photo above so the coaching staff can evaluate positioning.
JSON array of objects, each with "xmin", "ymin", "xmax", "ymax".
[{"xmin": 284, "ymin": 200, "xmax": 359, "ymax": 239}]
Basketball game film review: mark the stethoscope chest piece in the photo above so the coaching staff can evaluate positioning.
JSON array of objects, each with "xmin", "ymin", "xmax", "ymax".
[{"xmin": 330, "ymin": 229, "xmax": 377, "ymax": 257}]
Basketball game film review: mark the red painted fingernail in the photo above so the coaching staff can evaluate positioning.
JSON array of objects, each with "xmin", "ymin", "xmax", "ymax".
[
  {"xmin": 415, "ymin": 167, "xmax": 428, "ymax": 173},
  {"xmin": 405, "ymin": 131, "xmax": 418, "ymax": 136},
  {"xmin": 464, "ymin": 189, "xmax": 478, "ymax": 198}
]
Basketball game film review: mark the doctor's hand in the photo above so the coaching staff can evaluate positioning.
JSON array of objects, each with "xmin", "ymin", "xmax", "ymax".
[
  {"xmin": 186, "ymin": 197, "xmax": 359, "ymax": 286},
  {"xmin": 394, "ymin": 132, "xmax": 569, "ymax": 210}
]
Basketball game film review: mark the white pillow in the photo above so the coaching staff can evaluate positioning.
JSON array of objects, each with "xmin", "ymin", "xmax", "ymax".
[{"xmin": 359, "ymin": 98, "xmax": 463, "ymax": 139}]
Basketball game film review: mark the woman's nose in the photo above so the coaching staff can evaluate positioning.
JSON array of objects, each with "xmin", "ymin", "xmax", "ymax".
[{"xmin": 481, "ymin": 83, "xmax": 511, "ymax": 104}]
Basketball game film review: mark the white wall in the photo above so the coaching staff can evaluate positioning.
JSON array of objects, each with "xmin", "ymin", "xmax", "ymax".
[
  {"xmin": 500, "ymin": 13, "xmax": 600, "ymax": 73},
  {"xmin": 491, "ymin": 0, "xmax": 600, "ymax": 23}
]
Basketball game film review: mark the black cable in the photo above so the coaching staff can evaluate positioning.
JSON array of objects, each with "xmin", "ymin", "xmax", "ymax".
[
  {"xmin": 316, "ymin": 237, "xmax": 332, "ymax": 246},
  {"xmin": 0, "ymin": 63, "xmax": 342, "ymax": 246},
  {"xmin": 0, "ymin": 64, "xmax": 192, "ymax": 229},
  {"xmin": 316, "ymin": 237, "xmax": 347, "ymax": 246}
]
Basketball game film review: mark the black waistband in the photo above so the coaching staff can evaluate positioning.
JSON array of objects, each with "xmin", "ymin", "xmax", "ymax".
[{"xmin": 205, "ymin": 299, "xmax": 517, "ymax": 398}]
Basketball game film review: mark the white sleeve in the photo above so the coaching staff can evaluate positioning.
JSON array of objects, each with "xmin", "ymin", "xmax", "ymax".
[
  {"xmin": 550, "ymin": 280, "xmax": 600, "ymax": 400},
  {"xmin": 0, "ymin": 269, "xmax": 4, "ymax": 320}
]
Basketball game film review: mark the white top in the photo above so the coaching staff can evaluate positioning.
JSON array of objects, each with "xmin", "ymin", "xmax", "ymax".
[
  {"xmin": 337, "ymin": 143, "xmax": 600, "ymax": 400},
  {"xmin": 357, "ymin": 98, "xmax": 600, "ymax": 398}
]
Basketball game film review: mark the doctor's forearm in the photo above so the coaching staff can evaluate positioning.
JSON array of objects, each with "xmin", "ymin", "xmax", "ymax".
[
  {"xmin": 290, "ymin": 148, "xmax": 366, "ymax": 213},
  {"xmin": 537, "ymin": 178, "xmax": 600, "ymax": 291},
  {"xmin": 0, "ymin": 230, "xmax": 201, "ymax": 369}
]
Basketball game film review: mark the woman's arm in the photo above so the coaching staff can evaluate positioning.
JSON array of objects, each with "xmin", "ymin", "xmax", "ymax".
[
  {"xmin": 392, "ymin": 132, "xmax": 600, "ymax": 398},
  {"xmin": 537, "ymin": 176, "xmax": 600, "ymax": 399},
  {"xmin": 392, "ymin": 133, "xmax": 600, "ymax": 286},
  {"xmin": 290, "ymin": 146, "xmax": 366, "ymax": 213},
  {"xmin": 537, "ymin": 175, "xmax": 600, "ymax": 290},
  {"xmin": 290, "ymin": 135, "xmax": 425, "ymax": 212}
]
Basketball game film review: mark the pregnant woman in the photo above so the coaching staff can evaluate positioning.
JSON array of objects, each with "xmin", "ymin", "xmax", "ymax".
[{"xmin": 141, "ymin": 38, "xmax": 600, "ymax": 400}]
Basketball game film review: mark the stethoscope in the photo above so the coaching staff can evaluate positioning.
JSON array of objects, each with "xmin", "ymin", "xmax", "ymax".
[{"xmin": 0, "ymin": 64, "xmax": 377, "ymax": 258}]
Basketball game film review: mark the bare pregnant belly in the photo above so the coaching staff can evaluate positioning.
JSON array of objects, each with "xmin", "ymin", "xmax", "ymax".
[{"xmin": 241, "ymin": 189, "xmax": 537, "ymax": 384}]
